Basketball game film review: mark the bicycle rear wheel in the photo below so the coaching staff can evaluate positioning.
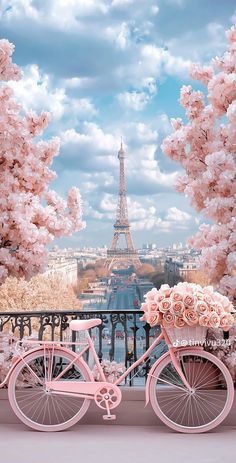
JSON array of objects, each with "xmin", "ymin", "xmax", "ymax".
[
  {"xmin": 149, "ymin": 349, "xmax": 234, "ymax": 433},
  {"xmin": 8, "ymin": 347, "xmax": 91, "ymax": 431}
]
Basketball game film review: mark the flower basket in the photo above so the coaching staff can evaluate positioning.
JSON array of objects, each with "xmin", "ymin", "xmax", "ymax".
[
  {"xmin": 140, "ymin": 282, "xmax": 235, "ymax": 334},
  {"xmin": 164, "ymin": 325, "xmax": 207, "ymax": 346}
]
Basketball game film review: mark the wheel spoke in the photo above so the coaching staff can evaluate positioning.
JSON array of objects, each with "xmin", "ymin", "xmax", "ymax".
[
  {"xmin": 9, "ymin": 349, "xmax": 91, "ymax": 430},
  {"xmin": 151, "ymin": 350, "xmax": 232, "ymax": 432}
]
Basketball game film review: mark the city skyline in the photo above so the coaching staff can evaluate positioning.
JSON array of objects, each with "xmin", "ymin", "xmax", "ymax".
[{"xmin": 1, "ymin": 0, "xmax": 235, "ymax": 248}]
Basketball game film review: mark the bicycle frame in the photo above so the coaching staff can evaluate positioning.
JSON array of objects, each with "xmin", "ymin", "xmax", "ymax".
[
  {"xmin": 1, "ymin": 327, "xmax": 203, "ymax": 400},
  {"xmin": 45, "ymin": 327, "xmax": 201, "ymax": 398}
]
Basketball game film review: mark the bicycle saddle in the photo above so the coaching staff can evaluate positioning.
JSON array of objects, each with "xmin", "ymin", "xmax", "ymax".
[{"xmin": 70, "ymin": 318, "xmax": 102, "ymax": 331}]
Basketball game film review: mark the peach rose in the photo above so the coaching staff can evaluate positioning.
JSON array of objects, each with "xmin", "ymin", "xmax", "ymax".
[
  {"xmin": 162, "ymin": 312, "xmax": 174, "ymax": 328},
  {"xmin": 196, "ymin": 291, "xmax": 204, "ymax": 301},
  {"xmin": 212, "ymin": 303, "xmax": 224, "ymax": 316},
  {"xmin": 160, "ymin": 284, "xmax": 170, "ymax": 290},
  {"xmin": 220, "ymin": 313, "xmax": 234, "ymax": 331},
  {"xmin": 145, "ymin": 288, "xmax": 158, "ymax": 302},
  {"xmin": 203, "ymin": 293, "xmax": 213, "ymax": 304},
  {"xmin": 209, "ymin": 312, "xmax": 220, "ymax": 328},
  {"xmin": 146, "ymin": 302, "xmax": 159, "ymax": 313},
  {"xmin": 204, "ymin": 286, "xmax": 214, "ymax": 294},
  {"xmin": 183, "ymin": 294, "xmax": 195, "ymax": 308},
  {"xmin": 159, "ymin": 298, "xmax": 172, "ymax": 313},
  {"xmin": 174, "ymin": 316, "xmax": 185, "ymax": 328},
  {"xmin": 223, "ymin": 305, "xmax": 231, "ymax": 313},
  {"xmin": 224, "ymin": 303, "xmax": 235, "ymax": 313},
  {"xmin": 171, "ymin": 291, "xmax": 183, "ymax": 302},
  {"xmin": 183, "ymin": 308, "xmax": 198, "ymax": 326},
  {"xmin": 148, "ymin": 313, "xmax": 162, "ymax": 327},
  {"xmin": 172, "ymin": 300, "xmax": 185, "ymax": 315},
  {"xmin": 196, "ymin": 300, "xmax": 209, "ymax": 315},
  {"xmin": 199, "ymin": 314, "xmax": 210, "ymax": 326},
  {"xmin": 141, "ymin": 302, "xmax": 149, "ymax": 313},
  {"xmin": 154, "ymin": 293, "xmax": 165, "ymax": 303}
]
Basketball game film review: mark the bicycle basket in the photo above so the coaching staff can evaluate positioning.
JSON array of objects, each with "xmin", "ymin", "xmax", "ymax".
[{"xmin": 165, "ymin": 325, "xmax": 207, "ymax": 346}]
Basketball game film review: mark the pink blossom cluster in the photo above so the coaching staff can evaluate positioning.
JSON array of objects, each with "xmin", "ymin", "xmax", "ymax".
[
  {"xmin": 0, "ymin": 332, "xmax": 40, "ymax": 384},
  {"xmin": 161, "ymin": 27, "xmax": 236, "ymax": 302},
  {"xmin": 140, "ymin": 283, "xmax": 235, "ymax": 331},
  {"xmin": 0, "ymin": 40, "xmax": 85, "ymax": 284},
  {"xmin": 92, "ymin": 360, "xmax": 126, "ymax": 383}
]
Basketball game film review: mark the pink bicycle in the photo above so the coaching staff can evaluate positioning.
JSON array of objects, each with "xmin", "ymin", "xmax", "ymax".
[{"xmin": 1, "ymin": 318, "xmax": 234, "ymax": 433}]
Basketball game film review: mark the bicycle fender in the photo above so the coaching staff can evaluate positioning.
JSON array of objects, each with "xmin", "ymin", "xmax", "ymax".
[{"xmin": 145, "ymin": 350, "xmax": 171, "ymax": 406}]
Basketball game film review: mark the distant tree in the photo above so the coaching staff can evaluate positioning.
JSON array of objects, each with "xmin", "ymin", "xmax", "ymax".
[
  {"xmin": 95, "ymin": 266, "xmax": 109, "ymax": 278},
  {"xmin": 83, "ymin": 269, "xmax": 97, "ymax": 281},
  {"xmin": 162, "ymin": 27, "xmax": 236, "ymax": 302},
  {"xmin": 150, "ymin": 272, "xmax": 166, "ymax": 289},
  {"xmin": 185, "ymin": 270, "xmax": 209, "ymax": 287},
  {"xmin": 84, "ymin": 264, "xmax": 95, "ymax": 271},
  {"xmin": 0, "ymin": 274, "xmax": 82, "ymax": 311},
  {"xmin": 0, "ymin": 40, "xmax": 85, "ymax": 285},
  {"xmin": 137, "ymin": 263, "xmax": 155, "ymax": 277}
]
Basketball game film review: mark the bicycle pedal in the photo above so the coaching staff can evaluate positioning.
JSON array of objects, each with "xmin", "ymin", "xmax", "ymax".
[{"xmin": 103, "ymin": 414, "xmax": 116, "ymax": 421}]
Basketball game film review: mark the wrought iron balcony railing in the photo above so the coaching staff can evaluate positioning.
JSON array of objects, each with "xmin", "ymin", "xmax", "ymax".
[{"xmin": 0, "ymin": 309, "xmax": 167, "ymax": 386}]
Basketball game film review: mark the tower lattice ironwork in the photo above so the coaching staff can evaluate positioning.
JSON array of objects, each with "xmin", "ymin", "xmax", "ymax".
[{"xmin": 106, "ymin": 143, "xmax": 141, "ymax": 270}]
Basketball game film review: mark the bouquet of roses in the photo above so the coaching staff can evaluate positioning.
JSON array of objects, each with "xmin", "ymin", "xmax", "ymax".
[{"xmin": 140, "ymin": 282, "xmax": 235, "ymax": 331}]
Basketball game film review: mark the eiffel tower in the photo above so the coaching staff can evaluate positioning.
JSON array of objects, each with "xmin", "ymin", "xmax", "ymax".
[{"xmin": 106, "ymin": 143, "xmax": 141, "ymax": 270}]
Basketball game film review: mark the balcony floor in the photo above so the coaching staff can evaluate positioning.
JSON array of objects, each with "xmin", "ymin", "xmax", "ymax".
[{"xmin": 0, "ymin": 424, "xmax": 236, "ymax": 463}]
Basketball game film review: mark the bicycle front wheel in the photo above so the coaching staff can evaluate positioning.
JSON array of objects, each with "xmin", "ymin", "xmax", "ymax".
[
  {"xmin": 8, "ymin": 348, "xmax": 91, "ymax": 432},
  {"xmin": 149, "ymin": 349, "xmax": 234, "ymax": 433}
]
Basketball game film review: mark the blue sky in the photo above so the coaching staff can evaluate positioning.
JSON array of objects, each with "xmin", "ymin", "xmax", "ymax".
[{"xmin": 1, "ymin": 0, "xmax": 235, "ymax": 248}]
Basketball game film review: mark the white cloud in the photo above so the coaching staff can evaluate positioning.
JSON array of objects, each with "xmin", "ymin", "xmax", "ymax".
[
  {"xmin": 132, "ymin": 216, "xmax": 170, "ymax": 231},
  {"xmin": 8, "ymin": 65, "xmax": 97, "ymax": 121},
  {"xmin": 117, "ymin": 75, "xmax": 157, "ymax": 111},
  {"xmin": 156, "ymin": 114, "xmax": 172, "ymax": 134},
  {"xmin": 116, "ymin": 22, "xmax": 131, "ymax": 49},
  {"xmin": 151, "ymin": 5, "xmax": 159, "ymax": 15},
  {"xmin": 231, "ymin": 9, "xmax": 236, "ymax": 24},
  {"xmin": 105, "ymin": 22, "xmax": 131, "ymax": 50},
  {"xmin": 100, "ymin": 193, "xmax": 116, "ymax": 212},
  {"xmin": 131, "ymin": 204, "xmax": 192, "ymax": 232},
  {"xmin": 61, "ymin": 123, "xmax": 117, "ymax": 152},
  {"xmin": 70, "ymin": 98, "xmax": 98, "ymax": 118},
  {"xmin": 165, "ymin": 0, "xmax": 185, "ymax": 5},
  {"xmin": 206, "ymin": 22, "xmax": 224, "ymax": 37},
  {"xmin": 124, "ymin": 122, "xmax": 158, "ymax": 143},
  {"xmin": 0, "ymin": 0, "xmax": 40, "ymax": 21},
  {"xmin": 111, "ymin": 0, "xmax": 134, "ymax": 7},
  {"xmin": 166, "ymin": 22, "xmax": 227, "ymax": 63},
  {"xmin": 117, "ymin": 91, "xmax": 150, "ymax": 111},
  {"xmin": 85, "ymin": 190, "xmax": 194, "ymax": 235},
  {"xmin": 126, "ymin": 144, "xmax": 179, "ymax": 190},
  {"xmin": 165, "ymin": 207, "xmax": 191, "ymax": 222},
  {"xmin": 141, "ymin": 44, "xmax": 191, "ymax": 78},
  {"xmin": 59, "ymin": 124, "xmax": 120, "ymax": 172},
  {"xmin": 8, "ymin": 64, "xmax": 66, "ymax": 120},
  {"xmin": 1, "ymin": 0, "xmax": 109, "ymax": 29},
  {"xmin": 62, "ymin": 76, "xmax": 96, "ymax": 90},
  {"xmin": 142, "ymin": 77, "xmax": 157, "ymax": 95}
]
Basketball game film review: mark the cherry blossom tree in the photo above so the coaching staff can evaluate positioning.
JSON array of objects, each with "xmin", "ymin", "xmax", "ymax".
[
  {"xmin": 162, "ymin": 27, "xmax": 236, "ymax": 302},
  {"xmin": 0, "ymin": 40, "xmax": 85, "ymax": 284}
]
